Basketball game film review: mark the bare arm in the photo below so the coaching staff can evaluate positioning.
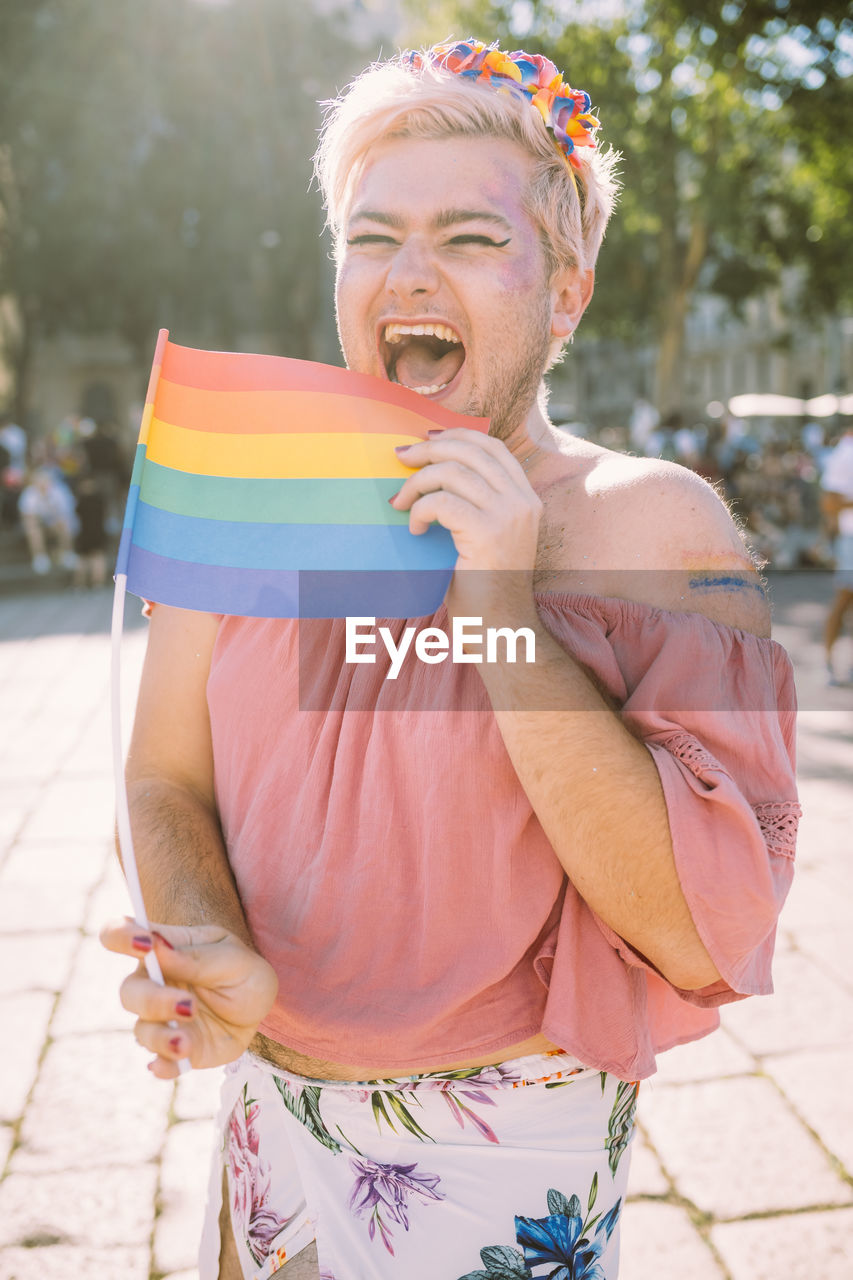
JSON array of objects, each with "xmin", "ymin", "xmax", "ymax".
[
  {"xmin": 104, "ymin": 605, "xmax": 277, "ymax": 1076},
  {"xmin": 480, "ymin": 630, "xmax": 714, "ymax": 988},
  {"xmin": 122, "ymin": 604, "xmax": 248, "ymax": 937},
  {"xmin": 476, "ymin": 466, "xmax": 768, "ymax": 991}
]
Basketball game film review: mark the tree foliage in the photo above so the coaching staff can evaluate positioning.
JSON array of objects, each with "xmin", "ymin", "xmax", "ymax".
[
  {"xmin": 0, "ymin": 0, "xmax": 360, "ymax": 417},
  {"xmin": 401, "ymin": 0, "xmax": 853, "ymax": 411}
]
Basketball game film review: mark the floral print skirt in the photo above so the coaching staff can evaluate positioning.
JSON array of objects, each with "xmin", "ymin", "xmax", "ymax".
[{"xmin": 199, "ymin": 1050, "xmax": 639, "ymax": 1280}]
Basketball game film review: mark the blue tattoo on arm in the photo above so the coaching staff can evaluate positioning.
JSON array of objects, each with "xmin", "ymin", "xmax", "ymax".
[{"xmin": 688, "ymin": 574, "xmax": 766, "ymax": 597}]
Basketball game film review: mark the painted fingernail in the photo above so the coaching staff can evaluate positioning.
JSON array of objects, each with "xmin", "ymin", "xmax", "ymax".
[
  {"xmin": 152, "ymin": 931, "xmax": 175, "ymax": 950},
  {"xmin": 132, "ymin": 935, "xmax": 153, "ymax": 953},
  {"xmin": 175, "ymin": 999, "xmax": 193, "ymax": 1017},
  {"xmin": 169, "ymin": 1036, "xmax": 183, "ymax": 1054},
  {"xmin": 387, "ymin": 493, "xmax": 400, "ymax": 505},
  {"xmin": 427, "ymin": 430, "xmax": 443, "ymax": 438},
  {"xmin": 394, "ymin": 444, "xmax": 412, "ymax": 453}
]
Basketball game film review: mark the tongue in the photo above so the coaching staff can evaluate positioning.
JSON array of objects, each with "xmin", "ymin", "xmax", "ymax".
[{"xmin": 394, "ymin": 340, "xmax": 464, "ymax": 390}]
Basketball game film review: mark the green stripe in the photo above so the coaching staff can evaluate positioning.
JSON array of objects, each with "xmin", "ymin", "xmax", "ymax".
[
  {"xmin": 138, "ymin": 460, "xmax": 407, "ymax": 525},
  {"xmin": 130, "ymin": 441, "xmax": 148, "ymax": 489}
]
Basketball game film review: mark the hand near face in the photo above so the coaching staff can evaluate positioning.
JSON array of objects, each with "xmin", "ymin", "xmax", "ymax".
[
  {"xmin": 390, "ymin": 427, "xmax": 543, "ymax": 620},
  {"xmin": 100, "ymin": 919, "xmax": 279, "ymax": 1079}
]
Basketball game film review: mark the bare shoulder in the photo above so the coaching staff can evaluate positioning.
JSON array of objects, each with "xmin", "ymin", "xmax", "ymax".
[{"xmin": 572, "ymin": 451, "xmax": 770, "ymax": 637}]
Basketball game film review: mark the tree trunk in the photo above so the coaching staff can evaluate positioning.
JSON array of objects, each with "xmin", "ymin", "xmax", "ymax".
[
  {"xmin": 6, "ymin": 296, "xmax": 35, "ymax": 428},
  {"xmin": 654, "ymin": 206, "xmax": 709, "ymax": 419}
]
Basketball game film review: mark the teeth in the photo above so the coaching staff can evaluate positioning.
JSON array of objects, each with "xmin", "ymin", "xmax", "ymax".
[
  {"xmin": 384, "ymin": 322, "xmax": 461, "ymax": 344},
  {"xmin": 411, "ymin": 383, "xmax": 449, "ymax": 396},
  {"xmin": 391, "ymin": 377, "xmax": 450, "ymax": 395}
]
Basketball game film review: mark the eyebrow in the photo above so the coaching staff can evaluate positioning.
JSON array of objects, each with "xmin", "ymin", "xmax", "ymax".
[{"xmin": 348, "ymin": 207, "xmax": 513, "ymax": 233}]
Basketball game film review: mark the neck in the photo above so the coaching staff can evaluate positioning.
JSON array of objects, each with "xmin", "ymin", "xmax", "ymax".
[{"xmin": 501, "ymin": 401, "xmax": 555, "ymax": 466}]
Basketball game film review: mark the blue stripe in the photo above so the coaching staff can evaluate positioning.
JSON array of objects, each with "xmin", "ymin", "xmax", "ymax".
[{"xmin": 129, "ymin": 501, "xmax": 457, "ymax": 572}]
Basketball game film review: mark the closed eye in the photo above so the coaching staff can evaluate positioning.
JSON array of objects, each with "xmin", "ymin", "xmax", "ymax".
[
  {"xmin": 447, "ymin": 235, "xmax": 511, "ymax": 247},
  {"xmin": 346, "ymin": 233, "xmax": 398, "ymax": 246}
]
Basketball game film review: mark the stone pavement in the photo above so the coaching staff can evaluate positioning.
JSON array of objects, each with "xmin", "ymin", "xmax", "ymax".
[{"xmin": 0, "ymin": 573, "xmax": 851, "ymax": 1280}]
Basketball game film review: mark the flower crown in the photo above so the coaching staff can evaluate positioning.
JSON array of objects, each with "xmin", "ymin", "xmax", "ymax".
[{"xmin": 404, "ymin": 39, "xmax": 601, "ymax": 177}]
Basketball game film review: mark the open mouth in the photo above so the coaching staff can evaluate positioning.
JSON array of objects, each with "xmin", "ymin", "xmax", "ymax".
[{"xmin": 380, "ymin": 321, "xmax": 466, "ymax": 397}]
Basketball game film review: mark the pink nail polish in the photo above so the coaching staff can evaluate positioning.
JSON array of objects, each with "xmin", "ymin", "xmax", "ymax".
[
  {"xmin": 427, "ymin": 429, "xmax": 443, "ymax": 438},
  {"xmin": 169, "ymin": 1036, "xmax": 183, "ymax": 1054},
  {"xmin": 152, "ymin": 931, "xmax": 175, "ymax": 950},
  {"xmin": 175, "ymin": 999, "xmax": 193, "ymax": 1017},
  {"xmin": 394, "ymin": 444, "xmax": 412, "ymax": 453},
  {"xmin": 132, "ymin": 935, "xmax": 153, "ymax": 953}
]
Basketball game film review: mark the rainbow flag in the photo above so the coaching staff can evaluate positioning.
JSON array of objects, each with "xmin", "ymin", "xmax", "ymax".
[{"xmin": 116, "ymin": 331, "xmax": 488, "ymax": 618}]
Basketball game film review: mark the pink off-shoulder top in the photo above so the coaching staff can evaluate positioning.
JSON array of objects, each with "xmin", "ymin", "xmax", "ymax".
[{"xmin": 205, "ymin": 593, "xmax": 800, "ymax": 1081}]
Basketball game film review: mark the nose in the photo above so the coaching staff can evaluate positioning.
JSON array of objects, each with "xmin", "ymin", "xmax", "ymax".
[{"xmin": 385, "ymin": 238, "xmax": 440, "ymax": 299}]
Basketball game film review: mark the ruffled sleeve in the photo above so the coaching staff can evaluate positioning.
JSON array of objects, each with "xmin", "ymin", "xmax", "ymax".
[{"xmin": 539, "ymin": 594, "xmax": 800, "ymax": 1009}]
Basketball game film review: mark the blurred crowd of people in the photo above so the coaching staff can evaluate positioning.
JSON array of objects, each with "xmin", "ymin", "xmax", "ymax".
[
  {"xmin": 0, "ymin": 410, "xmax": 128, "ymax": 588},
  {"xmin": 625, "ymin": 399, "xmax": 845, "ymax": 572}
]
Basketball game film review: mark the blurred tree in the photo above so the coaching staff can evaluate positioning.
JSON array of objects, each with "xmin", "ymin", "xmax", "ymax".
[
  {"xmin": 401, "ymin": 1, "xmax": 853, "ymax": 414},
  {"xmin": 0, "ymin": 0, "xmax": 359, "ymax": 422}
]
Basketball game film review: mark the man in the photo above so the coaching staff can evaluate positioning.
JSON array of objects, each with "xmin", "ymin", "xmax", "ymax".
[
  {"xmin": 820, "ymin": 423, "xmax": 853, "ymax": 684},
  {"xmin": 18, "ymin": 465, "xmax": 78, "ymax": 575},
  {"xmin": 102, "ymin": 41, "xmax": 799, "ymax": 1280}
]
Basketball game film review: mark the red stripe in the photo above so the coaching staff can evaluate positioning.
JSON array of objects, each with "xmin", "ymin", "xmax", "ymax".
[{"xmin": 159, "ymin": 339, "xmax": 486, "ymax": 434}]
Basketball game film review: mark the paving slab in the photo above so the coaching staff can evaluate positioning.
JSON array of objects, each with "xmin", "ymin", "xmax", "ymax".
[
  {"xmin": 15, "ymin": 774, "xmax": 116, "ymax": 843},
  {"xmin": 0, "ymin": 722, "xmax": 84, "ymax": 782},
  {"xmin": 0, "ymin": 785, "xmax": 41, "ymax": 853},
  {"xmin": 0, "ymin": 992, "xmax": 54, "ymax": 1123},
  {"xmin": 85, "ymin": 856, "xmax": 137, "ymax": 936},
  {"xmin": 0, "ymin": 874, "xmax": 91, "ymax": 935},
  {"xmin": 712, "ymin": 1207, "xmax": 853, "ymax": 1280},
  {"xmin": 721, "ymin": 949, "xmax": 853, "ymax": 1057},
  {"xmin": 154, "ymin": 1118, "xmax": 218, "ymax": 1276},
  {"xmin": 764, "ymin": 1046, "xmax": 853, "ymax": 1176},
  {"xmin": 0, "ymin": 1127, "xmax": 13, "ymax": 1173},
  {"xmin": 625, "ymin": 1127, "xmax": 669, "ymax": 1198},
  {"xmin": 619, "ymin": 1201, "xmax": 725, "ymax": 1280},
  {"xmin": 792, "ymin": 925, "xmax": 853, "ymax": 993},
  {"xmin": 11, "ymin": 1032, "xmax": 171, "ymax": 1174},
  {"xmin": 0, "ymin": 1164, "xmax": 158, "ymax": 1248},
  {"xmin": 777, "ymin": 862, "xmax": 852, "ymax": 933},
  {"xmin": 0, "ymin": 1245, "xmax": 149, "ymax": 1279},
  {"xmin": 0, "ymin": 931, "xmax": 78, "ymax": 996},
  {"xmin": 173, "ymin": 1063, "xmax": 225, "ymax": 1122},
  {"xmin": 50, "ymin": 933, "xmax": 138, "ymax": 1035},
  {"xmin": 652, "ymin": 1026, "xmax": 755, "ymax": 1085},
  {"xmin": 639, "ymin": 1075, "xmax": 851, "ymax": 1219},
  {"xmin": 1, "ymin": 836, "xmax": 110, "ymax": 890}
]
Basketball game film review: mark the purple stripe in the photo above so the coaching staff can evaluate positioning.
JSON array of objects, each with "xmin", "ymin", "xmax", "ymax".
[{"xmin": 124, "ymin": 546, "xmax": 451, "ymax": 618}]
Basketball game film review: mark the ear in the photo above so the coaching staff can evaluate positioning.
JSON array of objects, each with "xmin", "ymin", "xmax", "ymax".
[{"xmin": 550, "ymin": 266, "xmax": 594, "ymax": 340}]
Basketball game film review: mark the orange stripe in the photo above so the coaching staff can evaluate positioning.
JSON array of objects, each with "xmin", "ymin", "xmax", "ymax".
[{"xmin": 153, "ymin": 378, "xmax": 460, "ymax": 439}]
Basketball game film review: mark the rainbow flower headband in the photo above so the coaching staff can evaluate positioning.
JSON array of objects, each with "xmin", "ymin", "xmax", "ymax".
[{"xmin": 404, "ymin": 40, "xmax": 601, "ymax": 180}]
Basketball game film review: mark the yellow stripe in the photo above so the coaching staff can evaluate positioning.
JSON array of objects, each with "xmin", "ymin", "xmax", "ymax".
[
  {"xmin": 146, "ymin": 417, "xmax": 420, "ymax": 479},
  {"xmin": 138, "ymin": 402, "xmax": 155, "ymax": 448}
]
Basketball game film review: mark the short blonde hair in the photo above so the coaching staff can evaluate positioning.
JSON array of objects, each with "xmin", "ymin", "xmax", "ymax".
[{"xmin": 314, "ymin": 46, "xmax": 621, "ymax": 277}]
